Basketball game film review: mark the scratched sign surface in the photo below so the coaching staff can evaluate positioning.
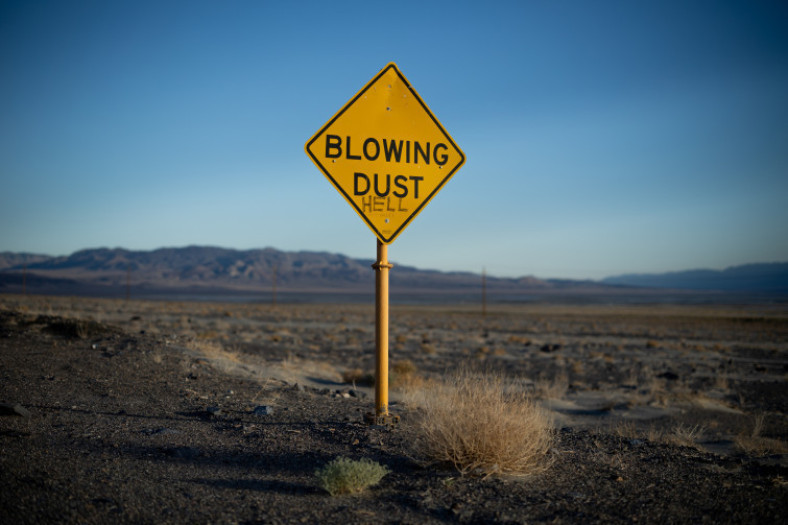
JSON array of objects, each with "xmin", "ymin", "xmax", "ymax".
[{"xmin": 305, "ymin": 63, "xmax": 465, "ymax": 244}]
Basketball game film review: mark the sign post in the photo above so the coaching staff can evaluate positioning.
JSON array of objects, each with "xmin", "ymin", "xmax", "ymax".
[
  {"xmin": 305, "ymin": 63, "xmax": 465, "ymax": 423},
  {"xmin": 373, "ymin": 240, "xmax": 392, "ymax": 419}
]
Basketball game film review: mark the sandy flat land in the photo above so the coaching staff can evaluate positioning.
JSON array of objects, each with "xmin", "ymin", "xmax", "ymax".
[{"xmin": 1, "ymin": 294, "xmax": 786, "ymax": 523}]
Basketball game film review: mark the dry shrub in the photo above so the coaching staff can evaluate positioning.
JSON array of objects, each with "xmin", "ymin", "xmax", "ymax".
[
  {"xmin": 392, "ymin": 360, "xmax": 416, "ymax": 375},
  {"xmin": 534, "ymin": 371, "xmax": 569, "ymax": 400},
  {"xmin": 613, "ymin": 419, "xmax": 638, "ymax": 440},
  {"xmin": 714, "ymin": 374, "xmax": 730, "ymax": 390},
  {"xmin": 189, "ymin": 339, "xmax": 240, "ymax": 362},
  {"xmin": 342, "ymin": 362, "xmax": 424, "ymax": 391},
  {"xmin": 406, "ymin": 369, "xmax": 553, "ymax": 478},
  {"xmin": 390, "ymin": 360, "xmax": 424, "ymax": 391},
  {"xmin": 251, "ymin": 377, "xmax": 282, "ymax": 407},
  {"xmin": 420, "ymin": 342, "xmax": 437, "ymax": 355},
  {"xmin": 197, "ymin": 330, "xmax": 219, "ymax": 340},
  {"xmin": 646, "ymin": 425, "xmax": 665, "ymax": 443},
  {"xmin": 735, "ymin": 414, "xmax": 788, "ymax": 456},
  {"xmin": 507, "ymin": 334, "xmax": 531, "ymax": 345},
  {"xmin": 666, "ymin": 424, "xmax": 705, "ymax": 448},
  {"xmin": 342, "ymin": 368, "xmax": 375, "ymax": 387},
  {"xmin": 735, "ymin": 435, "xmax": 788, "ymax": 456}
]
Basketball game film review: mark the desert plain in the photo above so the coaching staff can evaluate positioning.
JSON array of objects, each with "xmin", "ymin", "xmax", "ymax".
[{"xmin": 1, "ymin": 293, "xmax": 786, "ymax": 523}]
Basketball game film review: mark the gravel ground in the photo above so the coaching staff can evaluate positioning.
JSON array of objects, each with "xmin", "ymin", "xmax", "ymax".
[{"xmin": 1, "ymin": 298, "xmax": 786, "ymax": 524}]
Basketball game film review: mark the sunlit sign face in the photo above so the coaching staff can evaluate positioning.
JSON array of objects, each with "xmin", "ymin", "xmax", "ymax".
[{"xmin": 306, "ymin": 63, "xmax": 465, "ymax": 244}]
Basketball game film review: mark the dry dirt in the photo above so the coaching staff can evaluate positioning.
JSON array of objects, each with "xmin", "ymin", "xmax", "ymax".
[{"xmin": 1, "ymin": 294, "xmax": 786, "ymax": 524}]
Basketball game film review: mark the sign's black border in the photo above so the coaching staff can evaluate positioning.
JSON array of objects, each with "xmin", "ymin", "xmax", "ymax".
[{"xmin": 305, "ymin": 63, "xmax": 466, "ymax": 244}]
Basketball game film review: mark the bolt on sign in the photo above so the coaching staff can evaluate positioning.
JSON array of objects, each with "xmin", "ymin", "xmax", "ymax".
[{"xmin": 305, "ymin": 62, "xmax": 465, "ymax": 244}]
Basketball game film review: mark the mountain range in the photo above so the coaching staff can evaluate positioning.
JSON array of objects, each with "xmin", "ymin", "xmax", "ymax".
[
  {"xmin": 0, "ymin": 246, "xmax": 555, "ymax": 297},
  {"xmin": 601, "ymin": 262, "xmax": 788, "ymax": 292},
  {"xmin": 1, "ymin": 246, "xmax": 786, "ymax": 300}
]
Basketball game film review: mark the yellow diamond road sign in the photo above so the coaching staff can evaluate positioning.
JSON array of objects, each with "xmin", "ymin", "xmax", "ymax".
[{"xmin": 305, "ymin": 63, "xmax": 465, "ymax": 244}]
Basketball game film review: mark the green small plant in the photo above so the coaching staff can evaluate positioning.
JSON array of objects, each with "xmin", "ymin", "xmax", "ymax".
[{"xmin": 315, "ymin": 457, "xmax": 390, "ymax": 496}]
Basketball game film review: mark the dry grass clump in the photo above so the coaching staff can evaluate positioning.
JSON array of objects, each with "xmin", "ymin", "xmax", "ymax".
[
  {"xmin": 534, "ymin": 370, "xmax": 569, "ymax": 400},
  {"xmin": 342, "ymin": 361, "xmax": 425, "ymax": 391},
  {"xmin": 420, "ymin": 342, "xmax": 437, "ymax": 355},
  {"xmin": 406, "ymin": 369, "xmax": 554, "ymax": 478},
  {"xmin": 665, "ymin": 424, "xmax": 705, "ymax": 448},
  {"xmin": 189, "ymin": 339, "xmax": 241, "ymax": 362},
  {"xmin": 390, "ymin": 360, "xmax": 424, "ymax": 391},
  {"xmin": 342, "ymin": 368, "xmax": 375, "ymax": 387},
  {"xmin": 613, "ymin": 419, "xmax": 638, "ymax": 440},
  {"xmin": 736, "ymin": 435, "xmax": 788, "ymax": 456},
  {"xmin": 735, "ymin": 414, "xmax": 788, "ymax": 456}
]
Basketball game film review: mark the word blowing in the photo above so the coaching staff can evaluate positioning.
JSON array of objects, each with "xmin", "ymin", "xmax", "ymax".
[{"xmin": 304, "ymin": 63, "xmax": 465, "ymax": 244}]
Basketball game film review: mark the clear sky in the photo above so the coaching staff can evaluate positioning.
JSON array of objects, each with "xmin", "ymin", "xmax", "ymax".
[{"xmin": 2, "ymin": 0, "xmax": 787, "ymax": 280}]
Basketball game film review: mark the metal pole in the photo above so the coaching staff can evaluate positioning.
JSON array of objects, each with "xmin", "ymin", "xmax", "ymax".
[
  {"xmin": 482, "ymin": 266, "xmax": 487, "ymax": 317},
  {"xmin": 126, "ymin": 265, "xmax": 131, "ymax": 301},
  {"xmin": 272, "ymin": 263, "xmax": 278, "ymax": 307},
  {"xmin": 372, "ymin": 239, "xmax": 392, "ymax": 420}
]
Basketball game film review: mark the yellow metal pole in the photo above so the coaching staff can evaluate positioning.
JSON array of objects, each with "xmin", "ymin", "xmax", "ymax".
[{"xmin": 373, "ymin": 239, "xmax": 392, "ymax": 420}]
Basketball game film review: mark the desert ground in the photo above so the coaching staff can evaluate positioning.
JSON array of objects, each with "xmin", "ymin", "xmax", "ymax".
[{"xmin": 1, "ymin": 293, "xmax": 786, "ymax": 523}]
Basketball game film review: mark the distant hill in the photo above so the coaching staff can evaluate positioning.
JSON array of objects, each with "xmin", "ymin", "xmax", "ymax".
[
  {"xmin": 3, "ymin": 247, "xmax": 786, "ymax": 301},
  {"xmin": 0, "ymin": 252, "xmax": 52, "ymax": 269},
  {"xmin": 0, "ymin": 246, "xmax": 565, "ymax": 297},
  {"xmin": 602, "ymin": 262, "xmax": 788, "ymax": 292}
]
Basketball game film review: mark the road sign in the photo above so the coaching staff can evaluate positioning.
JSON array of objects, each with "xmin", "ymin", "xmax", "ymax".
[{"xmin": 305, "ymin": 63, "xmax": 465, "ymax": 244}]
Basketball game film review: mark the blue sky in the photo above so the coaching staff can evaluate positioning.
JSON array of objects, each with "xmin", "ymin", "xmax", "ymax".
[{"xmin": 1, "ymin": 0, "xmax": 787, "ymax": 280}]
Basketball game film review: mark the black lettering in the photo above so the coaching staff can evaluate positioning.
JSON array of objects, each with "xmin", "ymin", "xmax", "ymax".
[
  {"xmin": 373, "ymin": 197, "xmax": 385, "ymax": 212},
  {"xmin": 398, "ymin": 198, "xmax": 407, "ymax": 211},
  {"xmin": 346, "ymin": 136, "xmax": 361, "ymax": 160},
  {"xmin": 363, "ymin": 138, "xmax": 380, "ymax": 160},
  {"xmin": 354, "ymin": 172, "xmax": 370, "ymax": 195},
  {"xmin": 373, "ymin": 173, "xmax": 390, "ymax": 197},
  {"xmin": 405, "ymin": 140, "xmax": 411, "ymax": 163},
  {"xmin": 326, "ymin": 135, "xmax": 341, "ymax": 158},
  {"xmin": 383, "ymin": 139, "xmax": 403, "ymax": 162},
  {"xmin": 414, "ymin": 142, "xmax": 430, "ymax": 164},
  {"xmin": 410, "ymin": 176, "xmax": 424, "ymax": 199},
  {"xmin": 434, "ymin": 143, "xmax": 448, "ymax": 166},
  {"xmin": 360, "ymin": 196, "xmax": 373, "ymax": 212},
  {"xmin": 387, "ymin": 199, "xmax": 396, "ymax": 212},
  {"xmin": 392, "ymin": 175, "xmax": 408, "ymax": 198}
]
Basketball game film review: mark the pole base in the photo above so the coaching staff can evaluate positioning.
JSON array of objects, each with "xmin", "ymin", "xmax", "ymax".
[{"xmin": 364, "ymin": 411, "xmax": 400, "ymax": 426}]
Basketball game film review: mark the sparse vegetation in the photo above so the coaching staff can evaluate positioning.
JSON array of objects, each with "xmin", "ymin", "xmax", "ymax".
[
  {"xmin": 390, "ymin": 359, "xmax": 424, "ymax": 390},
  {"xmin": 188, "ymin": 339, "xmax": 240, "ymax": 362},
  {"xmin": 1, "ymin": 295, "xmax": 786, "ymax": 523},
  {"xmin": 666, "ymin": 424, "xmax": 705, "ymax": 448},
  {"xmin": 406, "ymin": 369, "xmax": 554, "ymax": 478},
  {"xmin": 342, "ymin": 368, "xmax": 375, "ymax": 386},
  {"xmin": 314, "ymin": 457, "xmax": 389, "ymax": 496},
  {"xmin": 534, "ymin": 370, "xmax": 569, "ymax": 400},
  {"xmin": 734, "ymin": 414, "xmax": 788, "ymax": 456}
]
